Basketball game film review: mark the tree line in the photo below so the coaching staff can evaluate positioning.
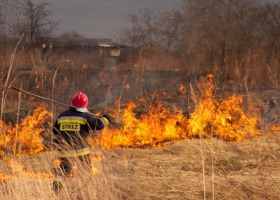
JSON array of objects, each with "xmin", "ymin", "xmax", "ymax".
[
  {"xmin": 0, "ymin": 0, "xmax": 280, "ymax": 88},
  {"xmin": 121, "ymin": 0, "xmax": 280, "ymax": 87}
]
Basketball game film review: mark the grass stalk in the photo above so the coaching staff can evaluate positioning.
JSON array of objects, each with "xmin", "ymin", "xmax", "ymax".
[
  {"xmin": 116, "ymin": 75, "xmax": 127, "ymax": 120},
  {"xmin": 1, "ymin": 34, "xmax": 24, "ymax": 120},
  {"xmin": 211, "ymin": 133, "xmax": 215, "ymax": 200},
  {"xmin": 51, "ymin": 67, "xmax": 59, "ymax": 145},
  {"xmin": 0, "ymin": 34, "xmax": 24, "ymax": 156},
  {"xmin": 199, "ymin": 132, "xmax": 206, "ymax": 200},
  {"xmin": 13, "ymin": 82, "xmax": 22, "ymax": 160}
]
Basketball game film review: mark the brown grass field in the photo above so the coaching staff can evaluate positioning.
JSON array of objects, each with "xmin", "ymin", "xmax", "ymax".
[
  {"xmin": 2, "ymin": 1, "xmax": 280, "ymax": 197},
  {"xmin": 0, "ymin": 131, "xmax": 279, "ymax": 200},
  {"xmin": 0, "ymin": 46, "xmax": 280, "ymax": 199}
]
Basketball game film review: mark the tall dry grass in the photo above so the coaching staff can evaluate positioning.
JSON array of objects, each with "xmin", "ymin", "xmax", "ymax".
[
  {"xmin": 102, "ymin": 131, "xmax": 280, "ymax": 200},
  {"xmin": 0, "ymin": 150, "xmax": 122, "ymax": 200},
  {"xmin": 0, "ymin": 45, "xmax": 123, "ymax": 200},
  {"xmin": 0, "ymin": 131, "xmax": 279, "ymax": 199},
  {"xmin": 0, "ymin": 40, "xmax": 280, "ymax": 199}
]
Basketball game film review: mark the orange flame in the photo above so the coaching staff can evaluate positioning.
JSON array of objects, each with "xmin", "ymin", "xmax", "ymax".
[
  {"xmin": 206, "ymin": 73, "xmax": 214, "ymax": 80},
  {"xmin": 0, "ymin": 159, "xmax": 53, "ymax": 181},
  {"xmin": 7, "ymin": 160, "xmax": 24, "ymax": 173},
  {"xmin": 179, "ymin": 84, "xmax": 186, "ymax": 95},
  {"xmin": 125, "ymin": 83, "xmax": 130, "ymax": 90},
  {"xmin": 187, "ymin": 94, "xmax": 259, "ymax": 141},
  {"xmin": 0, "ymin": 171, "xmax": 53, "ymax": 181},
  {"xmin": 0, "ymin": 104, "xmax": 52, "ymax": 156},
  {"xmin": 90, "ymin": 101, "xmax": 189, "ymax": 149},
  {"xmin": 0, "ymin": 78, "xmax": 263, "ymax": 181},
  {"xmin": 89, "ymin": 75, "xmax": 260, "ymax": 149},
  {"xmin": 0, "ymin": 75, "xmax": 262, "ymax": 157},
  {"xmin": 187, "ymin": 75, "xmax": 260, "ymax": 141},
  {"xmin": 269, "ymin": 124, "xmax": 280, "ymax": 131}
]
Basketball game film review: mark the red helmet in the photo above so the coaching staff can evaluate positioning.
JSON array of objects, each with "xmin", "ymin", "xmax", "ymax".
[{"xmin": 71, "ymin": 92, "xmax": 88, "ymax": 108}]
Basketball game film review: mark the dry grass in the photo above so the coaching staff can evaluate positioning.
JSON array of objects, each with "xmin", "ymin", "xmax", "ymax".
[
  {"xmin": 0, "ymin": 131, "xmax": 279, "ymax": 199},
  {"xmin": 106, "ymin": 132, "xmax": 280, "ymax": 200},
  {"xmin": 0, "ymin": 40, "xmax": 280, "ymax": 199},
  {"xmin": 0, "ymin": 151, "xmax": 122, "ymax": 200}
]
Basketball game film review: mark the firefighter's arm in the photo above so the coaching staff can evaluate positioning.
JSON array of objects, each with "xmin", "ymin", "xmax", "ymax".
[
  {"xmin": 88, "ymin": 114, "xmax": 111, "ymax": 130},
  {"xmin": 102, "ymin": 114, "xmax": 111, "ymax": 125},
  {"xmin": 52, "ymin": 120, "xmax": 60, "ymax": 141}
]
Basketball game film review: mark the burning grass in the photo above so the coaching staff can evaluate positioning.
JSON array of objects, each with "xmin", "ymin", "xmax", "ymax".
[
  {"xmin": 0, "ymin": 133, "xmax": 280, "ymax": 199},
  {"xmin": 270, "ymin": 124, "xmax": 280, "ymax": 131},
  {"xmin": 89, "ymin": 101, "xmax": 189, "ymax": 149},
  {"xmin": 0, "ymin": 152, "xmax": 120, "ymax": 200},
  {"xmin": 0, "ymin": 104, "xmax": 52, "ymax": 157},
  {"xmin": 0, "ymin": 74, "xmax": 278, "ymax": 199},
  {"xmin": 90, "ymin": 76, "xmax": 261, "ymax": 149},
  {"xmin": 0, "ymin": 75, "xmax": 262, "ymax": 154}
]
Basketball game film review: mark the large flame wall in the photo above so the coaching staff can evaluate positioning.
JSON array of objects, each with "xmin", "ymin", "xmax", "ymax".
[
  {"xmin": 90, "ymin": 77, "xmax": 260, "ymax": 149},
  {"xmin": 0, "ymin": 76, "xmax": 261, "ymax": 155}
]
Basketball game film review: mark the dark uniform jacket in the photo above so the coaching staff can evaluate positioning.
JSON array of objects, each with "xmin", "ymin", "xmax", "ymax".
[{"xmin": 52, "ymin": 107, "xmax": 108, "ymax": 156}]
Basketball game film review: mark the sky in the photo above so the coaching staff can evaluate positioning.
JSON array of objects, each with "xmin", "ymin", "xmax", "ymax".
[{"xmin": 48, "ymin": 0, "xmax": 182, "ymax": 40}]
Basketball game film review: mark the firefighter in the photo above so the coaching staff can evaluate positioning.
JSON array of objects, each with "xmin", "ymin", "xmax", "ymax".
[
  {"xmin": 52, "ymin": 91, "xmax": 111, "ymax": 192},
  {"xmin": 41, "ymin": 41, "xmax": 52, "ymax": 61}
]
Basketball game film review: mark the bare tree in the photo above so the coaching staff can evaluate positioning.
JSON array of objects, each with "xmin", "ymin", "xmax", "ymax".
[
  {"xmin": 121, "ymin": 9, "xmax": 162, "ymax": 48},
  {"xmin": 121, "ymin": 0, "xmax": 280, "ymax": 83},
  {"xmin": 10, "ymin": 0, "xmax": 59, "ymax": 48}
]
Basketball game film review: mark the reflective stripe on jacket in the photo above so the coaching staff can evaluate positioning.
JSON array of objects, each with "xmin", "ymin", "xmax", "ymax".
[
  {"xmin": 58, "ymin": 147, "xmax": 90, "ymax": 158},
  {"xmin": 52, "ymin": 106, "xmax": 109, "ymax": 151}
]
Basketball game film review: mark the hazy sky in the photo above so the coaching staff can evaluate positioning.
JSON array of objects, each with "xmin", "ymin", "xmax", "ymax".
[{"xmin": 48, "ymin": 0, "xmax": 182, "ymax": 40}]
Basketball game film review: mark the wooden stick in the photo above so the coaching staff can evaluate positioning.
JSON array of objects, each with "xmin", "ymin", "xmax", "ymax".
[
  {"xmin": 5, "ymin": 86, "xmax": 126, "ymax": 126},
  {"xmin": 5, "ymin": 87, "xmax": 151, "ymax": 130},
  {"xmin": 7, "ymin": 86, "xmax": 70, "ymax": 107}
]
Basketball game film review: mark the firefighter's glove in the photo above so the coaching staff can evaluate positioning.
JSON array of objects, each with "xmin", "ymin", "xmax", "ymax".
[{"xmin": 102, "ymin": 114, "xmax": 111, "ymax": 125}]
